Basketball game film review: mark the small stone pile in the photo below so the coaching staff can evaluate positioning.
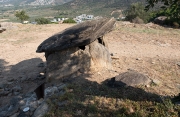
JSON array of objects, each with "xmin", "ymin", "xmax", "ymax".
[
  {"xmin": 0, "ymin": 84, "xmax": 22, "ymax": 97},
  {"xmin": 0, "ymin": 83, "xmax": 67, "ymax": 117}
]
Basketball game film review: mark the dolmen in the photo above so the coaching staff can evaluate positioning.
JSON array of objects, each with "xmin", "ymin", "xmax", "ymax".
[{"xmin": 36, "ymin": 18, "xmax": 116, "ymax": 81}]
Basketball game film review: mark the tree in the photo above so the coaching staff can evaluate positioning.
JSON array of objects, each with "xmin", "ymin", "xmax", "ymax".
[
  {"xmin": 35, "ymin": 18, "xmax": 51, "ymax": 25},
  {"xmin": 145, "ymin": 0, "xmax": 180, "ymax": 24},
  {"xmin": 125, "ymin": 3, "xmax": 151, "ymax": 23},
  {"xmin": 15, "ymin": 10, "xmax": 29, "ymax": 23}
]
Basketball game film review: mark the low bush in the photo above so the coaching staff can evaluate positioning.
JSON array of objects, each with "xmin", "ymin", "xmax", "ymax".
[
  {"xmin": 63, "ymin": 18, "xmax": 76, "ymax": 23},
  {"xmin": 125, "ymin": 3, "xmax": 151, "ymax": 23},
  {"xmin": 132, "ymin": 16, "xmax": 144, "ymax": 24},
  {"xmin": 35, "ymin": 18, "xmax": 51, "ymax": 25}
]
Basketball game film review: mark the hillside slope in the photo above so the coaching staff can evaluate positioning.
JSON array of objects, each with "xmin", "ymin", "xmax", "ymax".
[
  {"xmin": 53, "ymin": 0, "xmax": 146, "ymax": 18},
  {"xmin": 0, "ymin": 0, "xmax": 73, "ymax": 6}
]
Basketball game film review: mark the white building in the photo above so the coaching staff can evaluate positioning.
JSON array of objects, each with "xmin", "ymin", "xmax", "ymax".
[
  {"xmin": 75, "ymin": 14, "xmax": 94, "ymax": 23},
  {"xmin": 87, "ymin": 15, "xmax": 94, "ymax": 20}
]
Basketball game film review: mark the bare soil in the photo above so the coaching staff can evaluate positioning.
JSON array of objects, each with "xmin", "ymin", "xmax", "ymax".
[{"xmin": 0, "ymin": 22, "xmax": 180, "ymax": 106}]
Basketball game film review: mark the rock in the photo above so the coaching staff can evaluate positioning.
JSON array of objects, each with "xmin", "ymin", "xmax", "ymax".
[
  {"xmin": 175, "ymin": 101, "xmax": 180, "ymax": 106},
  {"xmin": 136, "ymin": 58, "xmax": 141, "ymax": 60},
  {"xmin": 20, "ymin": 76, "xmax": 27, "ymax": 81},
  {"xmin": 0, "ymin": 104, "xmax": 9, "ymax": 111},
  {"xmin": 29, "ymin": 95, "xmax": 37, "ymax": 101},
  {"xmin": 29, "ymin": 101, "xmax": 38, "ymax": 112},
  {"xmin": 12, "ymin": 86, "xmax": 22, "ymax": 92},
  {"xmin": 46, "ymin": 40, "xmax": 111, "ymax": 81},
  {"xmin": 25, "ymin": 92, "xmax": 34, "ymax": 97},
  {"xmin": 10, "ymin": 112, "xmax": 19, "ymax": 117},
  {"xmin": 0, "ymin": 111, "xmax": 7, "ymax": 117},
  {"xmin": 37, "ymin": 99, "xmax": 44, "ymax": 106},
  {"xmin": 177, "ymin": 62, "xmax": 180, "ymax": 67},
  {"xmin": 8, "ymin": 93, "xmax": 12, "ymax": 96},
  {"xmin": 57, "ymin": 84, "xmax": 66, "ymax": 91},
  {"xmin": 13, "ymin": 91, "xmax": 20, "ymax": 96},
  {"xmin": 128, "ymin": 106, "xmax": 134, "ymax": 113},
  {"xmin": 151, "ymin": 61, "xmax": 155, "ymax": 64},
  {"xmin": 40, "ymin": 73, "xmax": 45, "ymax": 75},
  {"xmin": 173, "ymin": 22, "xmax": 179, "ymax": 28},
  {"xmin": 110, "ymin": 70, "xmax": 151, "ymax": 87},
  {"xmin": 36, "ymin": 18, "xmax": 116, "ymax": 53},
  {"xmin": 177, "ymin": 84, "xmax": 180, "ymax": 89},
  {"xmin": 154, "ymin": 16, "xmax": 167, "ymax": 25},
  {"xmin": 37, "ymin": 63, "xmax": 45, "ymax": 68},
  {"xmin": 7, "ymin": 82, "xmax": 13, "ymax": 85},
  {"xmin": 7, "ymin": 78, "xmax": 15, "ymax": 82},
  {"xmin": 0, "ymin": 91, "xmax": 10, "ymax": 96},
  {"xmin": 45, "ymin": 86, "xmax": 58, "ymax": 97},
  {"xmin": 23, "ymin": 107, "xmax": 30, "ymax": 112},
  {"xmin": 152, "ymin": 79, "xmax": 161, "ymax": 85},
  {"xmin": 19, "ymin": 100, "xmax": 26, "ymax": 107},
  {"xmin": 111, "ymin": 56, "xmax": 119, "ymax": 59},
  {"xmin": 37, "ymin": 74, "xmax": 45, "ymax": 80},
  {"xmin": 31, "ymin": 93, "xmax": 37, "ymax": 99},
  {"xmin": 0, "ymin": 83, "xmax": 6, "ymax": 89},
  {"xmin": 17, "ymin": 111, "xmax": 29, "ymax": 117},
  {"xmin": 33, "ymin": 102, "xmax": 49, "ymax": 117},
  {"xmin": 4, "ymin": 87, "xmax": 11, "ymax": 91},
  {"xmin": 145, "ymin": 84, "xmax": 150, "ymax": 88},
  {"xmin": 132, "ymin": 16, "xmax": 144, "ymax": 24},
  {"xmin": 0, "ymin": 88, "xmax": 4, "ymax": 92},
  {"xmin": 6, "ymin": 97, "xmax": 21, "ymax": 116}
]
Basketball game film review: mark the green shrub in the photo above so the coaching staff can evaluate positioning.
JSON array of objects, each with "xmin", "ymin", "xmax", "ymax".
[
  {"xmin": 15, "ymin": 10, "xmax": 29, "ymax": 23},
  {"xmin": 145, "ymin": 0, "xmax": 180, "ymax": 27},
  {"xmin": 125, "ymin": 3, "xmax": 151, "ymax": 23},
  {"xmin": 132, "ymin": 16, "xmax": 144, "ymax": 24},
  {"xmin": 35, "ymin": 18, "xmax": 51, "ymax": 25},
  {"xmin": 63, "ymin": 18, "xmax": 76, "ymax": 23}
]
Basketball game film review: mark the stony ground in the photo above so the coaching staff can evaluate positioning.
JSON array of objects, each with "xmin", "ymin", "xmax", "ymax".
[{"xmin": 0, "ymin": 21, "xmax": 180, "ymax": 116}]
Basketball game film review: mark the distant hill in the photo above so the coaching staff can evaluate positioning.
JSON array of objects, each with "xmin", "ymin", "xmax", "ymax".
[
  {"xmin": 0, "ymin": 0, "xmax": 73, "ymax": 6},
  {"xmin": 53, "ymin": 0, "xmax": 146, "ymax": 18}
]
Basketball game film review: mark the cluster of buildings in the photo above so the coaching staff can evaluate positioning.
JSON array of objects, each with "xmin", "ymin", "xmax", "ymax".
[
  {"xmin": 26, "ymin": 14, "xmax": 95, "ymax": 24},
  {"xmin": 50, "ymin": 17, "xmax": 68, "ymax": 23},
  {"xmin": 74, "ymin": 14, "xmax": 94, "ymax": 23},
  {"xmin": 51, "ymin": 14, "xmax": 94, "ymax": 24}
]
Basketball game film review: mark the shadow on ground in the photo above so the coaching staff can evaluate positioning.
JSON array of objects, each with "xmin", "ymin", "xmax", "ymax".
[
  {"xmin": 0, "ymin": 58, "xmax": 45, "ymax": 106},
  {"xmin": 62, "ymin": 74, "xmax": 161, "ymax": 102},
  {"xmin": 44, "ymin": 71, "xmax": 174, "ymax": 117}
]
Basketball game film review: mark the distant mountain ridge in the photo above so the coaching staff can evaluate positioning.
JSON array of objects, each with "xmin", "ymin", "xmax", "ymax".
[
  {"xmin": 53, "ymin": 0, "xmax": 146, "ymax": 18},
  {"xmin": 0, "ymin": 0, "xmax": 73, "ymax": 6}
]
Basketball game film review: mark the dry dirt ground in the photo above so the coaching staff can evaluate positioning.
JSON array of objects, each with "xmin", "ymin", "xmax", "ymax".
[{"xmin": 0, "ymin": 21, "xmax": 180, "ymax": 106}]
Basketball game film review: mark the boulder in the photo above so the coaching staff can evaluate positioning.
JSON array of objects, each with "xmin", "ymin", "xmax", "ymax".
[
  {"xmin": 132, "ymin": 16, "xmax": 144, "ymax": 24},
  {"xmin": 109, "ymin": 70, "xmax": 151, "ymax": 87},
  {"xmin": 46, "ymin": 40, "xmax": 111, "ymax": 81},
  {"xmin": 154, "ymin": 16, "xmax": 167, "ymax": 25},
  {"xmin": 32, "ymin": 102, "xmax": 49, "ymax": 117}
]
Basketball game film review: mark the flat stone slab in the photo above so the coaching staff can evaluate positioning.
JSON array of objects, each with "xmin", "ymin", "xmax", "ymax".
[
  {"xmin": 112, "ymin": 70, "xmax": 151, "ymax": 87},
  {"xmin": 36, "ymin": 18, "xmax": 116, "ymax": 53}
]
